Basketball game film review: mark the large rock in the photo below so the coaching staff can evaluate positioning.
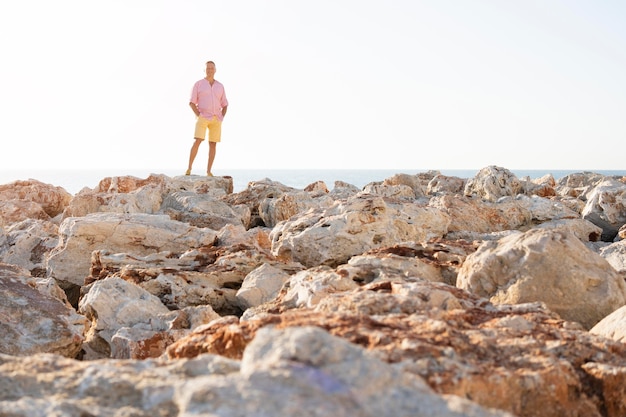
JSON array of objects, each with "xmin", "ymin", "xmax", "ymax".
[
  {"xmin": 0, "ymin": 179, "xmax": 72, "ymax": 219},
  {"xmin": 0, "ymin": 200, "xmax": 51, "ymax": 224},
  {"xmin": 271, "ymin": 194, "xmax": 450, "ymax": 268},
  {"xmin": 581, "ymin": 178, "xmax": 626, "ymax": 241},
  {"xmin": 590, "ymin": 305, "xmax": 626, "ymax": 343},
  {"xmin": 598, "ymin": 240, "xmax": 626, "ymax": 273},
  {"xmin": 457, "ymin": 228, "xmax": 626, "ymax": 329},
  {"xmin": 46, "ymin": 212, "xmax": 218, "ymax": 287},
  {"xmin": 258, "ymin": 189, "xmax": 334, "ymax": 228},
  {"xmin": 62, "ymin": 174, "xmax": 233, "ymax": 219},
  {"xmin": 78, "ymin": 277, "xmax": 171, "ymax": 359},
  {"xmin": 0, "ymin": 219, "xmax": 59, "ymax": 277},
  {"xmin": 167, "ymin": 278, "xmax": 626, "ymax": 417},
  {"xmin": 555, "ymin": 171, "xmax": 611, "ymax": 199},
  {"xmin": 0, "ymin": 326, "xmax": 513, "ymax": 417},
  {"xmin": 221, "ymin": 178, "xmax": 297, "ymax": 228},
  {"xmin": 236, "ymin": 263, "xmax": 291, "ymax": 309},
  {"xmin": 161, "ymin": 191, "xmax": 251, "ymax": 229},
  {"xmin": 430, "ymin": 194, "xmax": 531, "ymax": 236},
  {"xmin": 0, "ymin": 263, "xmax": 86, "ymax": 358},
  {"xmin": 464, "ymin": 165, "xmax": 523, "ymax": 202}
]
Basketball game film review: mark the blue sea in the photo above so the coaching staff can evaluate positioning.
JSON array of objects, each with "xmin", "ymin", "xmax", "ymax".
[{"xmin": 1, "ymin": 168, "xmax": 625, "ymax": 196}]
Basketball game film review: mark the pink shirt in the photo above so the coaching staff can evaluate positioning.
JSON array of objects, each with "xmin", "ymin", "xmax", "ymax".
[{"xmin": 190, "ymin": 79, "xmax": 228, "ymax": 121}]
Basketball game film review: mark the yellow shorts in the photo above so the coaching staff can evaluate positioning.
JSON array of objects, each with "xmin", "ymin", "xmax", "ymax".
[{"xmin": 194, "ymin": 116, "xmax": 222, "ymax": 142}]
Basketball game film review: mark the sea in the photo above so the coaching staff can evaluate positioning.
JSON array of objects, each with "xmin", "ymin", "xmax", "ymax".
[{"xmin": 1, "ymin": 168, "xmax": 625, "ymax": 196}]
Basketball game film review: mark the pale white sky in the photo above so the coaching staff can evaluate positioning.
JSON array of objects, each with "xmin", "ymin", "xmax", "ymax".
[{"xmin": 1, "ymin": 0, "xmax": 624, "ymax": 172}]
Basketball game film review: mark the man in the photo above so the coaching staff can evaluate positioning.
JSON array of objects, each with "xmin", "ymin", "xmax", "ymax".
[{"xmin": 186, "ymin": 60, "xmax": 229, "ymax": 176}]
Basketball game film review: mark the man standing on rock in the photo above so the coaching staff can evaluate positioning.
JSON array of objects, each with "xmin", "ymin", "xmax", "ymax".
[{"xmin": 186, "ymin": 60, "xmax": 229, "ymax": 177}]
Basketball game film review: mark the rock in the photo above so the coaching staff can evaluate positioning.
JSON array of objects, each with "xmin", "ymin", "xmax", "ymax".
[
  {"xmin": 457, "ymin": 228, "xmax": 626, "ymax": 329},
  {"xmin": 381, "ymin": 172, "xmax": 427, "ymax": 197},
  {"xmin": 0, "ymin": 326, "xmax": 514, "ymax": 417},
  {"xmin": 0, "ymin": 263, "xmax": 86, "ymax": 358},
  {"xmin": 581, "ymin": 178, "xmax": 626, "ymax": 241},
  {"xmin": 430, "ymin": 194, "xmax": 530, "ymax": 236},
  {"xmin": 258, "ymin": 189, "xmax": 334, "ymax": 227},
  {"xmin": 555, "ymin": 171, "xmax": 609, "ymax": 199},
  {"xmin": 0, "ymin": 179, "xmax": 72, "ymax": 219},
  {"xmin": 221, "ymin": 178, "xmax": 297, "ymax": 228},
  {"xmin": 513, "ymin": 194, "xmax": 580, "ymax": 223},
  {"xmin": 598, "ymin": 240, "xmax": 626, "ymax": 273},
  {"xmin": 166, "ymin": 278, "xmax": 626, "ymax": 417},
  {"xmin": 161, "ymin": 190, "xmax": 250, "ymax": 229},
  {"xmin": 0, "ymin": 219, "xmax": 59, "ymax": 277},
  {"xmin": 235, "ymin": 326, "xmax": 513, "ymax": 417},
  {"xmin": 271, "ymin": 194, "xmax": 450, "ymax": 268},
  {"xmin": 282, "ymin": 266, "xmax": 360, "ymax": 309},
  {"xmin": 590, "ymin": 304, "xmax": 626, "ymax": 343},
  {"xmin": 86, "ymin": 238, "xmax": 303, "ymax": 315},
  {"xmin": 3, "ymin": 167, "xmax": 626, "ymax": 417},
  {"xmin": 46, "ymin": 212, "xmax": 218, "ymax": 287},
  {"xmin": 0, "ymin": 200, "xmax": 51, "ymax": 224},
  {"xmin": 533, "ymin": 218, "xmax": 602, "ymax": 242},
  {"xmin": 78, "ymin": 277, "xmax": 171, "ymax": 359},
  {"xmin": 464, "ymin": 165, "xmax": 523, "ymax": 202},
  {"xmin": 427, "ymin": 174, "xmax": 466, "ymax": 195},
  {"xmin": 236, "ymin": 263, "xmax": 291, "ymax": 309},
  {"xmin": 522, "ymin": 173, "xmax": 557, "ymax": 197},
  {"xmin": 62, "ymin": 174, "xmax": 233, "ymax": 219}
]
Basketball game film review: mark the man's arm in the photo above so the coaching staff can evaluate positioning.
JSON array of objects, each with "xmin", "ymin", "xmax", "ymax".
[
  {"xmin": 189, "ymin": 102, "xmax": 200, "ymax": 117},
  {"xmin": 222, "ymin": 106, "xmax": 228, "ymax": 118}
]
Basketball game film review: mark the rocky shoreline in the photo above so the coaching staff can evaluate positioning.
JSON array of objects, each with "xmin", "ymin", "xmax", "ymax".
[{"xmin": 1, "ymin": 165, "xmax": 625, "ymax": 417}]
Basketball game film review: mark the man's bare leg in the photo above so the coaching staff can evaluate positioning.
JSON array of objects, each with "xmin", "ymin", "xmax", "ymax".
[
  {"xmin": 187, "ymin": 138, "xmax": 203, "ymax": 174},
  {"xmin": 207, "ymin": 141, "xmax": 217, "ymax": 176}
]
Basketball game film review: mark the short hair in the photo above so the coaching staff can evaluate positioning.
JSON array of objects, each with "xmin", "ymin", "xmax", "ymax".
[{"xmin": 206, "ymin": 61, "xmax": 215, "ymax": 66}]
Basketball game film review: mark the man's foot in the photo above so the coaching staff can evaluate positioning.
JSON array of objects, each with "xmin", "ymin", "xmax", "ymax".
[
  {"xmin": 207, "ymin": 172, "xmax": 214, "ymax": 177},
  {"xmin": 185, "ymin": 169, "xmax": 191, "ymax": 176}
]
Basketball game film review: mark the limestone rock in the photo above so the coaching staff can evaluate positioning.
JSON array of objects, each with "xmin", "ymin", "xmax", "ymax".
[
  {"xmin": 282, "ymin": 266, "xmax": 360, "ymax": 309},
  {"xmin": 381, "ymin": 172, "xmax": 427, "ymax": 197},
  {"xmin": 87, "ymin": 240, "xmax": 303, "ymax": 315},
  {"xmin": 0, "ymin": 327, "xmax": 514, "ymax": 417},
  {"xmin": 3, "ymin": 167, "xmax": 626, "ymax": 417},
  {"xmin": 464, "ymin": 165, "xmax": 523, "ymax": 202},
  {"xmin": 599, "ymin": 240, "xmax": 626, "ymax": 273},
  {"xmin": 426, "ymin": 174, "xmax": 466, "ymax": 195},
  {"xmin": 513, "ymin": 194, "xmax": 580, "ymax": 223},
  {"xmin": 46, "ymin": 212, "xmax": 218, "ymax": 287},
  {"xmin": 166, "ymin": 279, "xmax": 626, "ymax": 417},
  {"xmin": 457, "ymin": 228, "xmax": 626, "ymax": 329},
  {"xmin": 161, "ymin": 190, "xmax": 250, "ymax": 229},
  {"xmin": 258, "ymin": 189, "xmax": 334, "ymax": 228},
  {"xmin": 271, "ymin": 194, "xmax": 450, "ymax": 268},
  {"xmin": 0, "ymin": 263, "xmax": 86, "ymax": 358},
  {"xmin": 0, "ymin": 179, "xmax": 72, "ymax": 219},
  {"xmin": 590, "ymin": 304, "xmax": 626, "ymax": 343},
  {"xmin": 581, "ymin": 178, "xmax": 626, "ymax": 241},
  {"xmin": 430, "ymin": 194, "xmax": 531, "ymax": 236},
  {"xmin": 533, "ymin": 218, "xmax": 603, "ymax": 242},
  {"xmin": 337, "ymin": 240, "xmax": 477, "ymax": 286},
  {"xmin": 521, "ymin": 173, "xmax": 557, "ymax": 197},
  {"xmin": 78, "ymin": 277, "xmax": 171, "ymax": 359},
  {"xmin": 0, "ymin": 200, "xmax": 51, "ymax": 224},
  {"xmin": 63, "ymin": 174, "xmax": 233, "ymax": 219},
  {"xmin": 0, "ymin": 219, "xmax": 59, "ymax": 277},
  {"xmin": 555, "ymin": 171, "xmax": 610, "ymax": 199},
  {"xmin": 236, "ymin": 263, "xmax": 291, "ymax": 309},
  {"xmin": 221, "ymin": 178, "xmax": 297, "ymax": 228}
]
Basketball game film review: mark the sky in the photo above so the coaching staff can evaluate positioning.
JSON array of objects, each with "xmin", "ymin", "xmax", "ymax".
[{"xmin": 1, "ymin": 0, "xmax": 625, "ymax": 173}]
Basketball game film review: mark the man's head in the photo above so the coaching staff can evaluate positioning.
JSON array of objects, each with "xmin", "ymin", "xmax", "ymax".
[{"xmin": 205, "ymin": 61, "xmax": 216, "ymax": 78}]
